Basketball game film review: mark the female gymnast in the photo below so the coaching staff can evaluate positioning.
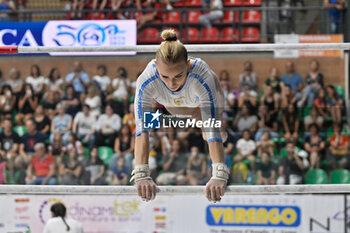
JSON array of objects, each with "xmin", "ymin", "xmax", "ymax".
[{"xmin": 131, "ymin": 29, "xmax": 229, "ymax": 202}]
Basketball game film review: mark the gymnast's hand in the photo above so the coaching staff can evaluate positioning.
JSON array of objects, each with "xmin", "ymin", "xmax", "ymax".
[
  {"xmin": 206, "ymin": 179, "xmax": 226, "ymax": 202},
  {"xmin": 135, "ymin": 179, "xmax": 157, "ymax": 201}
]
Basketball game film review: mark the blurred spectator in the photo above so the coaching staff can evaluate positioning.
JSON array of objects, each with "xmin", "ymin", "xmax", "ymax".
[
  {"xmin": 93, "ymin": 65, "xmax": 111, "ymax": 92},
  {"xmin": 95, "ymin": 104, "xmax": 121, "ymax": 147},
  {"xmin": 186, "ymin": 146, "xmax": 207, "ymax": 185},
  {"xmin": 70, "ymin": 0, "xmax": 85, "ymax": 19},
  {"xmin": 46, "ymin": 68, "xmax": 64, "ymax": 94},
  {"xmin": 282, "ymin": 103, "xmax": 299, "ymax": 141},
  {"xmin": 0, "ymin": 155, "xmax": 6, "ymax": 184},
  {"xmin": 314, "ymin": 88, "xmax": 328, "ymax": 119},
  {"xmin": 107, "ymin": 67, "xmax": 130, "ymax": 114},
  {"xmin": 137, "ymin": 0, "xmax": 172, "ymax": 29},
  {"xmin": 199, "ymin": 0, "xmax": 223, "ymax": 28},
  {"xmin": 73, "ymin": 104, "xmax": 95, "ymax": 148},
  {"xmin": 326, "ymin": 85, "xmax": 344, "ymax": 124},
  {"xmin": 281, "ymin": 84, "xmax": 297, "ymax": 109},
  {"xmin": 323, "ymin": 0, "xmax": 344, "ymax": 34},
  {"xmin": 178, "ymin": 127, "xmax": 206, "ymax": 153},
  {"xmin": 50, "ymin": 103, "xmax": 73, "ymax": 145},
  {"xmin": 255, "ymin": 105, "xmax": 279, "ymax": 141},
  {"xmin": 34, "ymin": 104, "xmax": 51, "ymax": 137},
  {"xmin": 84, "ymin": 147, "xmax": 106, "ymax": 185},
  {"xmin": 256, "ymin": 131, "xmax": 275, "ymax": 157},
  {"xmin": 123, "ymin": 103, "xmax": 136, "ymax": 135},
  {"xmin": 43, "ymin": 90, "xmax": 60, "ymax": 120},
  {"xmin": 277, "ymin": 140, "xmax": 309, "ymax": 185},
  {"xmin": 219, "ymin": 70, "xmax": 235, "ymax": 116},
  {"xmin": 265, "ymin": 67, "xmax": 281, "ymax": 95},
  {"xmin": 26, "ymin": 64, "xmax": 48, "ymax": 96},
  {"xmin": 19, "ymin": 119, "xmax": 46, "ymax": 163},
  {"xmin": 305, "ymin": 123, "xmax": 326, "ymax": 169},
  {"xmin": 110, "ymin": 156, "xmax": 129, "ymax": 185},
  {"xmin": 92, "ymin": 0, "xmax": 108, "ymax": 15},
  {"xmin": 235, "ymin": 130, "xmax": 256, "ymax": 171},
  {"xmin": 156, "ymin": 139, "xmax": 188, "ymax": 185},
  {"xmin": 61, "ymin": 85, "xmax": 80, "ymax": 117},
  {"xmin": 0, "ymin": 119, "xmax": 20, "ymax": 182},
  {"xmin": 261, "ymin": 85, "xmax": 280, "ymax": 118},
  {"xmin": 84, "ymin": 85, "xmax": 101, "ymax": 118},
  {"xmin": 26, "ymin": 143, "xmax": 56, "ymax": 185},
  {"xmin": 232, "ymin": 103, "xmax": 258, "ymax": 133},
  {"xmin": 109, "ymin": 124, "xmax": 134, "ymax": 171},
  {"xmin": 67, "ymin": 133, "xmax": 84, "ymax": 160},
  {"xmin": 239, "ymin": 61, "xmax": 257, "ymax": 92},
  {"xmin": 6, "ymin": 68, "xmax": 23, "ymax": 96},
  {"xmin": 281, "ymin": 62, "xmax": 303, "ymax": 101},
  {"xmin": 256, "ymin": 152, "xmax": 276, "ymax": 185},
  {"xmin": 16, "ymin": 83, "xmax": 38, "ymax": 125},
  {"xmin": 59, "ymin": 147, "xmax": 83, "ymax": 185},
  {"xmin": 65, "ymin": 61, "xmax": 90, "ymax": 95},
  {"xmin": 0, "ymin": 84, "xmax": 16, "ymax": 120},
  {"xmin": 304, "ymin": 106, "xmax": 324, "ymax": 132},
  {"xmin": 300, "ymin": 60, "xmax": 324, "ymax": 107},
  {"xmin": 238, "ymin": 85, "xmax": 257, "ymax": 109},
  {"xmin": 48, "ymin": 133, "xmax": 65, "ymax": 163},
  {"xmin": 328, "ymin": 123, "xmax": 349, "ymax": 169},
  {"xmin": 0, "ymin": 0, "xmax": 16, "ymax": 22}
]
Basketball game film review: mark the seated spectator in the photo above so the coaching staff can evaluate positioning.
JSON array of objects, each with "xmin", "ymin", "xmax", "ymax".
[
  {"xmin": 314, "ymin": 88, "xmax": 328, "ymax": 119},
  {"xmin": 256, "ymin": 152, "xmax": 276, "ymax": 185},
  {"xmin": 305, "ymin": 123, "xmax": 326, "ymax": 169},
  {"xmin": 73, "ymin": 104, "xmax": 96, "ymax": 148},
  {"xmin": 323, "ymin": 0, "xmax": 345, "ymax": 34},
  {"xmin": 70, "ymin": 0, "xmax": 85, "ymax": 20},
  {"xmin": 281, "ymin": 84, "xmax": 297, "ymax": 109},
  {"xmin": 281, "ymin": 62, "xmax": 303, "ymax": 101},
  {"xmin": 0, "ymin": 155, "xmax": 6, "ymax": 184},
  {"xmin": 61, "ymin": 85, "xmax": 80, "ymax": 118},
  {"xmin": 0, "ymin": 0, "xmax": 16, "ymax": 22},
  {"xmin": 26, "ymin": 64, "xmax": 48, "ymax": 96},
  {"xmin": 50, "ymin": 103, "xmax": 73, "ymax": 145},
  {"xmin": 235, "ymin": 130, "xmax": 256, "ymax": 171},
  {"xmin": 256, "ymin": 131, "xmax": 275, "ymax": 157},
  {"xmin": 265, "ymin": 67, "xmax": 281, "ymax": 95},
  {"xmin": 16, "ymin": 83, "xmax": 38, "ymax": 125},
  {"xmin": 0, "ymin": 119, "xmax": 20, "ymax": 182},
  {"xmin": 65, "ymin": 61, "xmax": 90, "ymax": 95},
  {"xmin": 84, "ymin": 85, "xmax": 101, "ymax": 118},
  {"xmin": 110, "ymin": 156, "xmax": 129, "ymax": 185},
  {"xmin": 261, "ymin": 85, "xmax": 280, "ymax": 118},
  {"xmin": 46, "ymin": 68, "xmax": 64, "ymax": 94},
  {"xmin": 84, "ymin": 147, "xmax": 106, "ymax": 185},
  {"xmin": 177, "ymin": 127, "xmax": 206, "ymax": 153},
  {"xmin": 93, "ymin": 64, "xmax": 111, "ymax": 92},
  {"xmin": 66, "ymin": 133, "xmax": 84, "ymax": 161},
  {"xmin": 239, "ymin": 61, "xmax": 257, "ymax": 93},
  {"xmin": 59, "ymin": 147, "xmax": 83, "ymax": 185},
  {"xmin": 34, "ymin": 104, "xmax": 51, "ymax": 137},
  {"xmin": 0, "ymin": 84, "xmax": 16, "ymax": 120},
  {"xmin": 26, "ymin": 143, "xmax": 56, "ymax": 185},
  {"xmin": 255, "ymin": 105, "xmax": 279, "ymax": 141},
  {"xmin": 232, "ymin": 103, "xmax": 258, "ymax": 134},
  {"xmin": 106, "ymin": 67, "xmax": 130, "ymax": 114},
  {"xmin": 123, "ymin": 103, "xmax": 136, "ymax": 135},
  {"xmin": 5, "ymin": 68, "xmax": 23, "ymax": 96},
  {"xmin": 326, "ymin": 84, "xmax": 344, "ymax": 124},
  {"xmin": 304, "ymin": 106, "xmax": 324, "ymax": 132},
  {"xmin": 186, "ymin": 146, "xmax": 208, "ymax": 185},
  {"xmin": 156, "ymin": 139, "xmax": 188, "ymax": 185},
  {"xmin": 299, "ymin": 60, "xmax": 324, "ymax": 107},
  {"xmin": 109, "ymin": 124, "xmax": 134, "ymax": 171},
  {"xmin": 328, "ymin": 123, "xmax": 349, "ymax": 169},
  {"xmin": 219, "ymin": 70, "xmax": 235, "ymax": 116},
  {"xmin": 137, "ymin": 0, "xmax": 172, "ymax": 29},
  {"xmin": 238, "ymin": 85, "xmax": 257, "ymax": 109},
  {"xmin": 199, "ymin": 0, "xmax": 223, "ymax": 28},
  {"xmin": 48, "ymin": 133, "xmax": 65, "ymax": 163},
  {"xmin": 282, "ymin": 103, "xmax": 300, "ymax": 141},
  {"xmin": 277, "ymin": 140, "xmax": 309, "ymax": 185},
  {"xmin": 92, "ymin": 0, "xmax": 108, "ymax": 17},
  {"xmin": 19, "ymin": 119, "xmax": 46, "ymax": 163},
  {"xmin": 95, "ymin": 104, "xmax": 121, "ymax": 147}
]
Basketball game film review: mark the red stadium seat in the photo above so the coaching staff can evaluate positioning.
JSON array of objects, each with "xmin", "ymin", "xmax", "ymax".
[
  {"xmin": 201, "ymin": 28, "xmax": 219, "ymax": 43},
  {"xmin": 221, "ymin": 27, "xmax": 236, "ymax": 43},
  {"xmin": 173, "ymin": 0, "xmax": 185, "ymax": 7},
  {"xmin": 182, "ymin": 27, "xmax": 200, "ymax": 43},
  {"xmin": 223, "ymin": 11, "xmax": 234, "ymax": 23},
  {"xmin": 187, "ymin": 11, "xmax": 201, "ymax": 23},
  {"xmin": 242, "ymin": 10, "xmax": 261, "ymax": 23},
  {"xmin": 164, "ymin": 11, "xmax": 181, "ymax": 23},
  {"xmin": 243, "ymin": 0, "xmax": 262, "ymax": 6},
  {"xmin": 87, "ymin": 12, "xmax": 105, "ymax": 20},
  {"xmin": 241, "ymin": 27, "xmax": 260, "ymax": 43},
  {"xmin": 185, "ymin": 0, "xmax": 202, "ymax": 7},
  {"xmin": 139, "ymin": 28, "xmax": 160, "ymax": 44},
  {"xmin": 224, "ymin": 0, "xmax": 243, "ymax": 6}
]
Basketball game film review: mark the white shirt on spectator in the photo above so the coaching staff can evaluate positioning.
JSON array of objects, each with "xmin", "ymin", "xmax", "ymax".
[
  {"xmin": 26, "ymin": 76, "xmax": 49, "ymax": 92},
  {"xmin": 48, "ymin": 79, "xmax": 64, "ymax": 91},
  {"xmin": 93, "ymin": 75, "xmax": 111, "ymax": 92},
  {"xmin": 112, "ymin": 78, "xmax": 130, "ymax": 98},
  {"xmin": 237, "ymin": 115, "xmax": 258, "ymax": 132},
  {"xmin": 43, "ymin": 217, "xmax": 83, "ymax": 233},
  {"xmin": 73, "ymin": 112, "xmax": 96, "ymax": 136},
  {"xmin": 84, "ymin": 96, "xmax": 101, "ymax": 118},
  {"xmin": 304, "ymin": 115, "xmax": 323, "ymax": 126},
  {"xmin": 236, "ymin": 138, "xmax": 256, "ymax": 156},
  {"xmin": 96, "ymin": 113, "xmax": 121, "ymax": 132}
]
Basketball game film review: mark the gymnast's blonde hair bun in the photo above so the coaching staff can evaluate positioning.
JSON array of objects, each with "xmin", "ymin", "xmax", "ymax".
[{"xmin": 157, "ymin": 29, "xmax": 187, "ymax": 64}]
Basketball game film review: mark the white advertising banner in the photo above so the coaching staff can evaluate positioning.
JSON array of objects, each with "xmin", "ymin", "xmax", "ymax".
[{"xmin": 0, "ymin": 194, "xmax": 345, "ymax": 233}]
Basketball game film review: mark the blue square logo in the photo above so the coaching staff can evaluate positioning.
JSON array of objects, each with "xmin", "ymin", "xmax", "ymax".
[{"xmin": 143, "ymin": 110, "xmax": 161, "ymax": 129}]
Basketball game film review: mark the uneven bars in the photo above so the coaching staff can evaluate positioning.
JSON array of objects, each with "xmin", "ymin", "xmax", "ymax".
[
  {"xmin": 0, "ymin": 184, "xmax": 349, "ymax": 195},
  {"xmin": 0, "ymin": 43, "xmax": 350, "ymax": 54}
]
